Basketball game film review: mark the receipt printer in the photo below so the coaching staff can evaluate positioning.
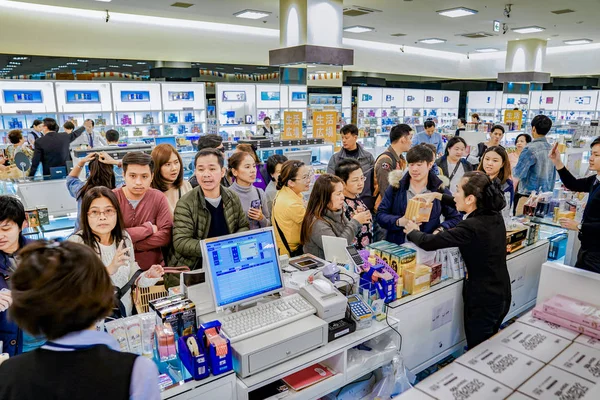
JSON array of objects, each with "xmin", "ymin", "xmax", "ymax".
[{"xmin": 299, "ymin": 279, "xmax": 348, "ymax": 323}]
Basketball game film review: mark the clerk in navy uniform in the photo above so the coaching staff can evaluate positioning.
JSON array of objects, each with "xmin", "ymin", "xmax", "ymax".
[
  {"xmin": 549, "ymin": 137, "xmax": 600, "ymax": 274},
  {"xmin": 0, "ymin": 241, "xmax": 160, "ymax": 400},
  {"xmin": 404, "ymin": 172, "xmax": 511, "ymax": 349}
]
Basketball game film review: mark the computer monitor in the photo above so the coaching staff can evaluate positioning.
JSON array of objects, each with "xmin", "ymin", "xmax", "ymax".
[
  {"xmin": 155, "ymin": 136, "xmax": 177, "ymax": 148},
  {"xmin": 201, "ymin": 227, "xmax": 284, "ymax": 310}
]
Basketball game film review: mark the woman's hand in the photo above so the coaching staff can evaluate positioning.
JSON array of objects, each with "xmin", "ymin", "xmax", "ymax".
[
  {"xmin": 412, "ymin": 192, "xmax": 442, "ymax": 204},
  {"xmin": 352, "ymin": 210, "xmax": 372, "ymax": 225},
  {"xmin": 145, "ymin": 265, "xmax": 164, "ymax": 279},
  {"xmin": 78, "ymin": 152, "xmax": 97, "ymax": 167},
  {"xmin": 559, "ymin": 218, "xmax": 579, "ymax": 231},
  {"xmin": 107, "ymin": 241, "xmax": 129, "ymax": 275},
  {"xmin": 0, "ymin": 290, "xmax": 12, "ymax": 312},
  {"xmin": 98, "ymin": 152, "xmax": 120, "ymax": 166},
  {"xmin": 248, "ymin": 208, "xmax": 264, "ymax": 221},
  {"xmin": 404, "ymin": 219, "xmax": 420, "ymax": 235},
  {"xmin": 549, "ymin": 143, "xmax": 564, "ymax": 169}
]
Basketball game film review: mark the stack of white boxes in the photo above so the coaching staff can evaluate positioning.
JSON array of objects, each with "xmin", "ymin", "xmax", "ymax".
[{"xmin": 396, "ymin": 309, "xmax": 600, "ymax": 399}]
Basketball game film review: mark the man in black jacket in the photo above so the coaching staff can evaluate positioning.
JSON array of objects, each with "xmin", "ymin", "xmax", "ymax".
[
  {"xmin": 550, "ymin": 137, "xmax": 600, "ymax": 273},
  {"xmin": 28, "ymin": 118, "xmax": 85, "ymax": 177}
]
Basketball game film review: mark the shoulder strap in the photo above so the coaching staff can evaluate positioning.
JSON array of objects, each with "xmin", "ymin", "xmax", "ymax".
[
  {"xmin": 116, "ymin": 269, "xmax": 143, "ymax": 300},
  {"xmin": 272, "ymin": 199, "xmax": 294, "ymax": 255},
  {"xmin": 448, "ymin": 161, "xmax": 462, "ymax": 181}
]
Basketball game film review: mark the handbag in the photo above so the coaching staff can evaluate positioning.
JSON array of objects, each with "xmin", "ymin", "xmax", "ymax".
[{"xmin": 132, "ymin": 266, "xmax": 191, "ymax": 309}]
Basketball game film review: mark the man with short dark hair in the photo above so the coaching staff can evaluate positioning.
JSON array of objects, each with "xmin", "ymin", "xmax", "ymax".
[
  {"xmin": 28, "ymin": 118, "xmax": 85, "ymax": 177},
  {"xmin": 413, "ymin": 120, "xmax": 444, "ymax": 156},
  {"xmin": 376, "ymin": 144, "xmax": 462, "ymax": 245},
  {"xmin": 189, "ymin": 134, "xmax": 228, "ymax": 188},
  {"xmin": 105, "ymin": 129, "xmax": 120, "ymax": 145},
  {"xmin": 113, "ymin": 152, "xmax": 173, "ymax": 270},
  {"xmin": 167, "ymin": 149, "xmax": 248, "ymax": 287},
  {"xmin": 514, "ymin": 115, "xmax": 556, "ymax": 197},
  {"xmin": 327, "ymin": 124, "xmax": 375, "ymax": 207}
]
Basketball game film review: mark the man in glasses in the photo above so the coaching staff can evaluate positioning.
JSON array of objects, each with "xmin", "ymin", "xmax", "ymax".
[{"xmin": 189, "ymin": 134, "xmax": 230, "ymax": 189}]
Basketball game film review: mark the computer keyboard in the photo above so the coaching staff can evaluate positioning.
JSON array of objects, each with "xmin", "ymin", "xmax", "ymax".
[{"xmin": 219, "ymin": 293, "xmax": 316, "ymax": 343}]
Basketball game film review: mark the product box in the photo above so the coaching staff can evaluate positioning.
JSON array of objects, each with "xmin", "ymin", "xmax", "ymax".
[
  {"xmin": 491, "ymin": 322, "xmax": 571, "ymax": 363},
  {"xmin": 576, "ymin": 335, "xmax": 600, "ymax": 351},
  {"xmin": 397, "ymin": 246, "xmax": 417, "ymax": 272},
  {"xmin": 533, "ymin": 307, "xmax": 600, "ymax": 340},
  {"xmin": 519, "ymin": 309, "xmax": 581, "ymax": 340},
  {"xmin": 395, "ymin": 388, "xmax": 434, "ymax": 399},
  {"xmin": 416, "ymin": 362, "xmax": 512, "ymax": 400},
  {"xmin": 429, "ymin": 262, "xmax": 442, "ymax": 286},
  {"xmin": 518, "ymin": 365, "xmax": 596, "ymax": 400},
  {"xmin": 542, "ymin": 295, "xmax": 600, "ymax": 330},
  {"xmin": 405, "ymin": 198, "xmax": 433, "ymax": 223},
  {"xmin": 455, "ymin": 340, "xmax": 544, "ymax": 389},
  {"xmin": 506, "ymin": 393, "xmax": 535, "ymax": 400},
  {"xmin": 403, "ymin": 264, "xmax": 431, "ymax": 295},
  {"xmin": 550, "ymin": 342, "xmax": 600, "ymax": 383},
  {"xmin": 36, "ymin": 206, "xmax": 50, "ymax": 226}
]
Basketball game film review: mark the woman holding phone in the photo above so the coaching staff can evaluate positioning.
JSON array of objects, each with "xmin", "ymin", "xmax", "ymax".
[
  {"xmin": 228, "ymin": 151, "xmax": 271, "ymax": 230},
  {"xmin": 69, "ymin": 186, "xmax": 164, "ymax": 317}
]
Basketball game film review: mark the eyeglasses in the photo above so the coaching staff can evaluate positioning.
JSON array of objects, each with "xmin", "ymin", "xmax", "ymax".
[{"xmin": 88, "ymin": 209, "xmax": 117, "ymax": 219}]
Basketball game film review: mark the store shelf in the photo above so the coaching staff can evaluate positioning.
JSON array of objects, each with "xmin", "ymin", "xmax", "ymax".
[
  {"xmin": 284, "ymin": 373, "xmax": 345, "ymax": 400},
  {"xmin": 346, "ymin": 346, "xmax": 398, "ymax": 383},
  {"xmin": 161, "ymin": 371, "xmax": 235, "ymax": 400}
]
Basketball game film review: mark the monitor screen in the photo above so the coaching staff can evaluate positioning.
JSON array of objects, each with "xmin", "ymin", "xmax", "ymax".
[
  {"xmin": 155, "ymin": 136, "xmax": 177, "ymax": 148},
  {"xmin": 203, "ymin": 228, "xmax": 282, "ymax": 308}
]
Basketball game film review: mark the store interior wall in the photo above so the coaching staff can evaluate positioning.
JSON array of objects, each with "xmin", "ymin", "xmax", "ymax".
[{"xmin": 3, "ymin": 3, "xmax": 600, "ymax": 81}]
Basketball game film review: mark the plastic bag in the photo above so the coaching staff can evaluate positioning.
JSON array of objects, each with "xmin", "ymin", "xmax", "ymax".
[
  {"xmin": 363, "ymin": 354, "xmax": 415, "ymax": 400},
  {"xmin": 390, "ymin": 354, "xmax": 415, "ymax": 397},
  {"xmin": 364, "ymin": 363, "xmax": 395, "ymax": 400},
  {"xmin": 401, "ymin": 242, "xmax": 436, "ymax": 266}
]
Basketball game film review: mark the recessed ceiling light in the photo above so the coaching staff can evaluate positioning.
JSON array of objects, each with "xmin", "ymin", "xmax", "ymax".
[
  {"xmin": 12, "ymin": 57, "xmax": 27, "ymax": 60},
  {"xmin": 564, "ymin": 39, "xmax": 593, "ymax": 45},
  {"xmin": 66, "ymin": 62, "xmax": 78, "ymax": 65},
  {"xmin": 122, "ymin": 64, "xmax": 132, "ymax": 67},
  {"xmin": 256, "ymin": 66, "xmax": 268, "ymax": 69},
  {"xmin": 233, "ymin": 9, "xmax": 271, "ymax": 19},
  {"xmin": 233, "ymin": 67, "xmax": 243, "ymax": 70},
  {"xmin": 418, "ymin": 38, "xmax": 447, "ymax": 44},
  {"xmin": 77, "ymin": 59, "xmax": 89, "ymax": 62},
  {"xmin": 215, "ymin": 67, "xmax": 224, "ymax": 70},
  {"xmin": 476, "ymin": 48, "xmax": 499, "ymax": 53},
  {"xmin": 343, "ymin": 25, "xmax": 375, "ymax": 33},
  {"xmin": 109, "ymin": 65, "xmax": 119, "ymax": 68},
  {"xmin": 9, "ymin": 62, "xmax": 20, "ymax": 65},
  {"xmin": 512, "ymin": 26, "xmax": 545, "ymax": 34},
  {"xmin": 94, "ymin": 0, "xmax": 112, "ymax": 2},
  {"xmin": 137, "ymin": 62, "xmax": 146, "ymax": 65},
  {"xmin": 437, "ymin": 7, "xmax": 478, "ymax": 18},
  {"xmin": 59, "ymin": 65, "xmax": 68, "ymax": 68},
  {"xmin": 99, "ymin": 67, "xmax": 107, "ymax": 70}
]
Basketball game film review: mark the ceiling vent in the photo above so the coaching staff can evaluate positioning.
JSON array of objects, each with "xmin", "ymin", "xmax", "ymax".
[
  {"xmin": 551, "ymin": 9, "xmax": 575, "ymax": 14},
  {"xmin": 171, "ymin": 2, "xmax": 194, "ymax": 8},
  {"xmin": 343, "ymin": 6, "xmax": 382, "ymax": 17},
  {"xmin": 458, "ymin": 32, "xmax": 494, "ymax": 39},
  {"xmin": 390, "ymin": 33, "xmax": 407, "ymax": 37}
]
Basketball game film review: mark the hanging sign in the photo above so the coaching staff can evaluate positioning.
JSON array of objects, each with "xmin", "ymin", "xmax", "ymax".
[
  {"xmin": 313, "ymin": 111, "xmax": 337, "ymax": 144},
  {"xmin": 282, "ymin": 111, "xmax": 302, "ymax": 139}
]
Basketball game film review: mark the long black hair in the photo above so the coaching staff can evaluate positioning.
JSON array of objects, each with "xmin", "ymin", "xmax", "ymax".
[
  {"xmin": 77, "ymin": 154, "xmax": 116, "ymax": 200},
  {"xmin": 78, "ymin": 186, "xmax": 126, "ymax": 255},
  {"xmin": 461, "ymin": 171, "xmax": 506, "ymax": 212}
]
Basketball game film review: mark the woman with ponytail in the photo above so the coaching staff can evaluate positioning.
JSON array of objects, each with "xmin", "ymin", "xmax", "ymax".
[{"xmin": 404, "ymin": 171, "xmax": 510, "ymax": 349}]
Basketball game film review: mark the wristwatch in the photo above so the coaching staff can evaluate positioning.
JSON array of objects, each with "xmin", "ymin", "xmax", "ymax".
[{"xmin": 577, "ymin": 223, "xmax": 582, "ymax": 232}]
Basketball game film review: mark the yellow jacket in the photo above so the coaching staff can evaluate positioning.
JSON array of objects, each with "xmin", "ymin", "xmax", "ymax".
[{"xmin": 271, "ymin": 186, "xmax": 306, "ymax": 256}]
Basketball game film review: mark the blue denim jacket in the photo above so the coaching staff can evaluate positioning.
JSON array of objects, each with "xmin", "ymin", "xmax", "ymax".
[{"xmin": 513, "ymin": 137, "xmax": 556, "ymax": 194}]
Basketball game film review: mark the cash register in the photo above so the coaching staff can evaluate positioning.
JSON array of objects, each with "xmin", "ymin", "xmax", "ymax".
[{"xmin": 199, "ymin": 227, "xmax": 329, "ymax": 377}]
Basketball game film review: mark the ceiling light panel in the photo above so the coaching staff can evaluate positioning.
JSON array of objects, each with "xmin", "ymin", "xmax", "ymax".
[
  {"xmin": 233, "ymin": 9, "xmax": 271, "ymax": 20},
  {"xmin": 418, "ymin": 38, "xmax": 447, "ymax": 44},
  {"xmin": 437, "ymin": 7, "xmax": 478, "ymax": 18},
  {"xmin": 344, "ymin": 25, "xmax": 375, "ymax": 33},
  {"xmin": 564, "ymin": 39, "xmax": 593, "ymax": 45},
  {"xmin": 512, "ymin": 26, "xmax": 545, "ymax": 34},
  {"xmin": 476, "ymin": 48, "xmax": 499, "ymax": 53}
]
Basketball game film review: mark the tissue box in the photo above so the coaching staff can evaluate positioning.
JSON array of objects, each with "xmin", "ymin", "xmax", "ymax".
[
  {"xmin": 403, "ymin": 264, "xmax": 431, "ymax": 295},
  {"xmin": 405, "ymin": 198, "xmax": 433, "ymax": 223},
  {"xmin": 542, "ymin": 295, "xmax": 600, "ymax": 330}
]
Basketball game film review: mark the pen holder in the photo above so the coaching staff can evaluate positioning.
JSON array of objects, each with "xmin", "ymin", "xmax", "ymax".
[
  {"xmin": 177, "ymin": 335, "xmax": 209, "ymax": 380},
  {"xmin": 199, "ymin": 321, "xmax": 233, "ymax": 376}
]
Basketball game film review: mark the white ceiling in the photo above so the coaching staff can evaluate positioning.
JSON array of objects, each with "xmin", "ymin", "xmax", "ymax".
[{"xmin": 11, "ymin": 0, "xmax": 600, "ymax": 53}]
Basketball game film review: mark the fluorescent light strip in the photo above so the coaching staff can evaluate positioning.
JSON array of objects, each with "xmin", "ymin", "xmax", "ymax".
[
  {"xmin": 512, "ymin": 26, "xmax": 545, "ymax": 34},
  {"xmin": 344, "ymin": 25, "xmax": 375, "ymax": 33},
  {"xmin": 476, "ymin": 48, "xmax": 499, "ymax": 53},
  {"xmin": 437, "ymin": 7, "xmax": 478, "ymax": 18},
  {"xmin": 564, "ymin": 39, "xmax": 592, "ymax": 45}
]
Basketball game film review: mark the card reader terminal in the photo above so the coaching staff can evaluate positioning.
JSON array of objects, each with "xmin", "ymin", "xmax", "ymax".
[
  {"xmin": 345, "ymin": 245, "xmax": 365, "ymax": 271},
  {"xmin": 347, "ymin": 294, "xmax": 373, "ymax": 329}
]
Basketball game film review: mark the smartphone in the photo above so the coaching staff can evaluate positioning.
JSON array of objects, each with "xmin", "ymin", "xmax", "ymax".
[{"xmin": 250, "ymin": 199, "xmax": 261, "ymax": 210}]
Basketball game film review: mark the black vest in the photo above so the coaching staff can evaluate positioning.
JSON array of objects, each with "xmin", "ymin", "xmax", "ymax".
[{"xmin": 0, "ymin": 345, "xmax": 137, "ymax": 400}]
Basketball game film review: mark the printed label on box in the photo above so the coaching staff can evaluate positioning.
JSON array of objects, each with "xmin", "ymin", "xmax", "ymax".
[
  {"xmin": 490, "ymin": 322, "xmax": 571, "ymax": 363},
  {"xmin": 518, "ymin": 365, "xmax": 595, "ymax": 400},
  {"xmin": 416, "ymin": 363, "xmax": 512, "ymax": 400},
  {"xmin": 551, "ymin": 342, "xmax": 600, "ymax": 383},
  {"xmin": 576, "ymin": 335, "xmax": 600, "ymax": 351},
  {"xmin": 519, "ymin": 310, "xmax": 581, "ymax": 340},
  {"xmin": 456, "ymin": 341, "xmax": 544, "ymax": 389}
]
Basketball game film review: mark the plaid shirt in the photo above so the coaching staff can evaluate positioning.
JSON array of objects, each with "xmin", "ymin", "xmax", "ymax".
[{"xmin": 513, "ymin": 137, "xmax": 556, "ymax": 195}]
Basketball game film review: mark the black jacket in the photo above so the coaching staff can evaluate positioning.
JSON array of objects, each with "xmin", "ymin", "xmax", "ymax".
[
  {"xmin": 407, "ymin": 208, "xmax": 510, "ymax": 302},
  {"xmin": 557, "ymin": 167, "xmax": 600, "ymax": 251},
  {"xmin": 29, "ymin": 127, "xmax": 85, "ymax": 177},
  {"xmin": 435, "ymin": 156, "xmax": 473, "ymax": 178}
]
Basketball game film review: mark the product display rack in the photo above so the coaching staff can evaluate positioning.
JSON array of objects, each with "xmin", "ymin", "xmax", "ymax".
[
  {"xmin": 466, "ymin": 91, "xmax": 503, "ymax": 123},
  {"xmin": 422, "ymin": 90, "xmax": 460, "ymax": 129},
  {"xmin": 216, "ymin": 83, "xmax": 257, "ymax": 140}
]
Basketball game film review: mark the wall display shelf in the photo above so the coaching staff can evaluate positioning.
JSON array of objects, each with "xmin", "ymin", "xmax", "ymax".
[
  {"xmin": 423, "ymin": 90, "xmax": 459, "ymax": 129},
  {"xmin": 55, "ymin": 81, "xmax": 114, "ymax": 137},
  {"xmin": 557, "ymin": 90, "xmax": 599, "ymax": 125},
  {"xmin": 256, "ymin": 84, "xmax": 282, "ymax": 137},
  {"xmin": 0, "ymin": 81, "xmax": 57, "ymax": 144},
  {"xmin": 466, "ymin": 91, "xmax": 503, "ymax": 123},
  {"xmin": 341, "ymin": 86, "xmax": 352, "ymax": 126},
  {"xmin": 403, "ymin": 89, "xmax": 425, "ymax": 127},
  {"xmin": 161, "ymin": 83, "xmax": 207, "ymax": 139},
  {"xmin": 112, "ymin": 82, "xmax": 163, "ymax": 139},
  {"xmin": 216, "ymin": 83, "xmax": 257, "ymax": 140}
]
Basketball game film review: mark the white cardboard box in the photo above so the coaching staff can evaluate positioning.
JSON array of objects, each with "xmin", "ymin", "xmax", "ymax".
[
  {"xmin": 518, "ymin": 365, "xmax": 597, "ymax": 400},
  {"xmin": 455, "ymin": 340, "xmax": 545, "ymax": 389},
  {"xmin": 550, "ymin": 342, "xmax": 600, "ymax": 383},
  {"xmin": 416, "ymin": 363, "xmax": 512, "ymax": 400},
  {"xmin": 490, "ymin": 322, "xmax": 571, "ymax": 363},
  {"xmin": 518, "ymin": 311, "xmax": 581, "ymax": 341},
  {"xmin": 576, "ymin": 335, "xmax": 600, "ymax": 351},
  {"xmin": 395, "ymin": 388, "xmax": 435, "ymax": 399}
]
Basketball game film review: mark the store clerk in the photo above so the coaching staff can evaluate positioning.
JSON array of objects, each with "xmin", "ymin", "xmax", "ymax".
[
  {"xmin": 405, "ymin": 172, "xmax": 511, "ymax": 349},
  {"xmin": 549, "ymin": 137, "xmax": 600, "ymax": 274},
  {"xmin": 259, "ymin": 116, "xmax": 274, "ymax": 136},
  {"xmin": 0, "ymin": 241, "xmax": 159, "ymax": 400}
]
